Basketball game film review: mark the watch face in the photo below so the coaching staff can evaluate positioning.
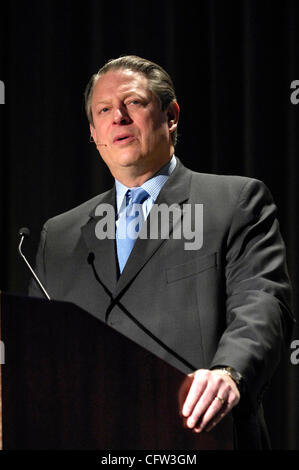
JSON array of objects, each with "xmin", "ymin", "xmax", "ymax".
[
  {"xmin": 232, "ymin": 372, "xmax": 241, "ymax": 384},
  {"xmin": 225, "ymin": 367, "xmax": 242, "ymax": 384}
]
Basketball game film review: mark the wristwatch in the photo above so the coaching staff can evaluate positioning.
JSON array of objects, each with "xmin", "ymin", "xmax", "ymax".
[{"xmin": 214, "ymin": 366, "xmax": 243, "ymax": 389}]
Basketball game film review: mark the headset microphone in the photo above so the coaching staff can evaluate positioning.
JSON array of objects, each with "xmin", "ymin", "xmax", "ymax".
[{"xmin": 89, "ymin": 136, "xmax": 107, "ymax": 147}]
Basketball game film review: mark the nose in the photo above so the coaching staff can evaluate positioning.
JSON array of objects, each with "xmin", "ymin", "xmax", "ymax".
[{"xmin": 113, "ymin": 105, "xmax": 132, "ymax": 125}]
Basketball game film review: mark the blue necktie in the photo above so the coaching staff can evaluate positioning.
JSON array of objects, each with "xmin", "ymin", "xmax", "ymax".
[{"xmin": 116, "ymin": 187, "xmax": 149, "ymax": 273}]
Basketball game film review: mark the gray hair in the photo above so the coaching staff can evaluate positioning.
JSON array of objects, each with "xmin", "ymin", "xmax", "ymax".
[{"xmin": 84, "ymin": 55, "xmax": 178, "ymax": 146}]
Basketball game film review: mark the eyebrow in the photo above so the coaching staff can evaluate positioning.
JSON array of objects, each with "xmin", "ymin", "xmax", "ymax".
[
  {"xmin": 94, "ymin": 99, "xmax": 111, "ymax": 106},
  {"xmin": 94, "ymin": 91, "xmax": 147, "ymax": 106}
]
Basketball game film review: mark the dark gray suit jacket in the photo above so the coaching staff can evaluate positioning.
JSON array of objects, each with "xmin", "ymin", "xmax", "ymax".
[{"xmin": 29, "ymin": 158, "xmax": 293, "ymax": 449}]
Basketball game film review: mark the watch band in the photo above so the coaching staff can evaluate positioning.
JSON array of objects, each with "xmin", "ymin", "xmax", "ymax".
[{"xmin": 214, "ymin": 366, "xmax": 243, "ymax": 388}]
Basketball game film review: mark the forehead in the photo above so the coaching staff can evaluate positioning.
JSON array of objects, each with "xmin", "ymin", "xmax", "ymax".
[{"xmin": 92, "ymin": 69, "xmax": 151, "ymax": 101}]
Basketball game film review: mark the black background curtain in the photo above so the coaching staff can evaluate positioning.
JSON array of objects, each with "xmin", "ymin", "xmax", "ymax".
[{"xmin": 0, "ymin": 0, "xmax": 298, "ymax": 450}]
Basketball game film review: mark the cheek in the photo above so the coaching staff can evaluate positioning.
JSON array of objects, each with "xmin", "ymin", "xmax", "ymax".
[
  {"xmin": 147, "ymin": 120, "xmax": 169, "ymax": 144},
  {"xmin": 140, "ymin": 114, "xmax": 166, "ymax": 140},
  {"xmin": 92, "ymin": 118, "xmax": 107, "ymax": 135},
  {"xmin": 149, "ymin": 109, "xmax": 169, "ymax": 136}
]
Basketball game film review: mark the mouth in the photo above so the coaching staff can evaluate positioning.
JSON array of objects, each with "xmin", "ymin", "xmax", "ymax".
[{"xmin": 113, "ymin": 134, "xmax": 136, "ymax": 145}]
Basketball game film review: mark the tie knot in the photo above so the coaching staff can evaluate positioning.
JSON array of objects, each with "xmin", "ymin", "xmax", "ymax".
[{"xmin": 127, "ymin": 187, "xmax": 149, "ymax": 205}]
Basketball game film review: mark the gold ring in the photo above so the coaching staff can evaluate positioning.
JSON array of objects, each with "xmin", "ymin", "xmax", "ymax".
[{"xmin": 215, "ymin": 395, "xmax": 225, "ymax": 405}]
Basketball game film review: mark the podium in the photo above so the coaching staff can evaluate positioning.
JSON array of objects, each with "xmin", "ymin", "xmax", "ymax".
[{"xmin": 0, "ymin": 292, "xmax": 233, "ymax": 450}]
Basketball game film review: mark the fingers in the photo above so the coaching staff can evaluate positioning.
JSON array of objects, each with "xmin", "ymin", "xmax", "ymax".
[
  {"xmin": 193, "ymin": 387, "xmax": 236, "ymax": 433},
  {"xmin": 182, "ymin": 370, "xmax": 207, "ymax": 420},
  {"xmin": 178, "ymin": 374, "xmax": 194, "ymax": 412},
  {"xmin": 181, "ymin": 369, "xmax": 240, "ymax": 433},
  {"xmin": 204, "ymin": 402, "xmax": 229, "ymax": 433}
]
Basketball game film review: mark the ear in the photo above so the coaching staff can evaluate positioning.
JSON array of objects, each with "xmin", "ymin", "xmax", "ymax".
[
  {"xmin": 89, "ymin": 123, "xmax": 96, "ymax": 141},
  {"xmin": 167, "ymin": 101, "xmax": 180, "ymax": 134}
]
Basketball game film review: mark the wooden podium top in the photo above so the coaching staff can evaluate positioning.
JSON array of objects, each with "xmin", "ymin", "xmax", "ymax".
[{"xmin": 0, "ymin": 292, "xmax": 233, "ymax": 450}]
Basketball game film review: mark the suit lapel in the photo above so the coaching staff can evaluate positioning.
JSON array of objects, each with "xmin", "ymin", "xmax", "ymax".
[
  {"xmin": 81, "ymin": 187, "xmax": 118, "ymax": 295},
  {"xmin": 114, "ymin": 159, "xmax": 192, "ymax": 298}
]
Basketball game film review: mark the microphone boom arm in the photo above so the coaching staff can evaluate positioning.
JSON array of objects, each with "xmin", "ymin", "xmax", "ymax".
[{"xmin": 18, "ymin": 233, "xmax": 51, "ymax": 300}]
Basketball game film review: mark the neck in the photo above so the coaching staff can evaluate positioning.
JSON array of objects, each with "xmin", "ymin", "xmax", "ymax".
[
  {"xmin": 112, "ymin": 155, "xmax": 173, "ymax": 188},
  {"xmin": 115, "ymin": 169, "xmax": 159, "ymax": 187}
]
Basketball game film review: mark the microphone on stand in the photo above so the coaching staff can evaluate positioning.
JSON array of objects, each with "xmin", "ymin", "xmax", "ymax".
[{"xmin": 18, "ymin": 227, "xmax": 51, "ymax": 300}]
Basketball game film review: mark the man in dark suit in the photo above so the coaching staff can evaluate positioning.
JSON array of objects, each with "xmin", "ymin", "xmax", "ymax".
[{"xmin": 29, "ymin": 55, "xmax": 293, "ymax": 449}]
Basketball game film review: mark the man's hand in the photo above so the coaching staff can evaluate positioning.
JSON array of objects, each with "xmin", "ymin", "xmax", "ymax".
[{"xmin": 181, "ymin": 369, "xmax": 240, "ymax": 433}]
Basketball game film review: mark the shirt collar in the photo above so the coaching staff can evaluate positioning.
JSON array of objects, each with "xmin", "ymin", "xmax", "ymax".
[{"xmin": 115, "ymin": 155, "xmax": 177, "ymax": 213}]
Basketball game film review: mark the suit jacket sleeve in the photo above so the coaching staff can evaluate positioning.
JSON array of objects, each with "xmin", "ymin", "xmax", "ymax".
[{"xmin": 209, "ymin": 178, "xmax": 294, "ymax": 411}]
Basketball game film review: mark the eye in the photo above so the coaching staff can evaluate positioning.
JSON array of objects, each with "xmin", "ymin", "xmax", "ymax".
[
  {"xmin": 100, "ymin": 107, "xmax": 110, "ymax": 113},
  {"xmin": 127, "ymin": 99, "xmax": 141, "ymax": 106}
]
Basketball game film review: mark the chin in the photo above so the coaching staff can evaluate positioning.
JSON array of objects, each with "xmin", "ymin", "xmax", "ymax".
[{"xmin": 116, "ymin": 151, "xmax": 145, "ymax": 167}]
